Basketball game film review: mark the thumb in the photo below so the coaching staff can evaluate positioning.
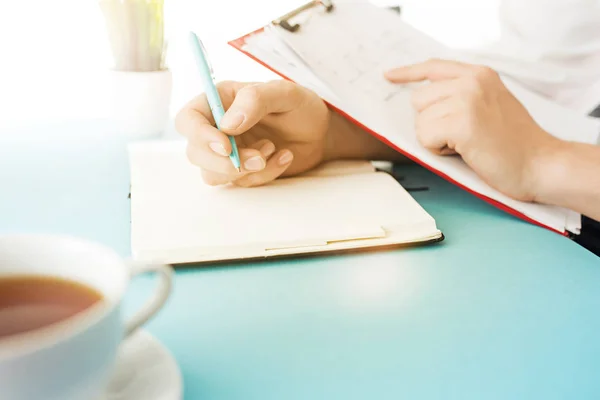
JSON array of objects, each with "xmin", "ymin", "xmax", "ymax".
[{"xmin": 219, "ymin": 80, "xmax": 305, "ymax": 135}]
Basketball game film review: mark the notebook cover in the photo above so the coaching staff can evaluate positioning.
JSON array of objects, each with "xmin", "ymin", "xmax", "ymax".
[
  {"xmin": 168, "ymin": 233, "xmax": 445, "ymax": 268},
  {"xmin": 228, "ymin": 30, "xmax": 567, "ymax": 237}
]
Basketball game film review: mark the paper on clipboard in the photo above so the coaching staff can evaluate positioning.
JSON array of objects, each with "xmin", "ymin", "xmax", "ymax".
[{"xmin": 231, "ymin": 0, "xmax": 600, "ymax": 235}]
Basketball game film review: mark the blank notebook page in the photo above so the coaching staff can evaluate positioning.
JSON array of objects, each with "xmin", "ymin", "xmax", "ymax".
[{"xmin": 129, "ymin": 141, "xmax": 439, "ymax": 262}]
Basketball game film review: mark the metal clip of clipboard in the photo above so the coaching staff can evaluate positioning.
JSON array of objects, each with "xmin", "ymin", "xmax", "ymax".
[{"xmin": 272, "ymin": 0, "xmax": 334, "ymax": 32}]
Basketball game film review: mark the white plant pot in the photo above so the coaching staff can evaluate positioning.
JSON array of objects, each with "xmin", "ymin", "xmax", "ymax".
[{"xmin": 109, "ymin": 69, "xmax": 172, "ymax": 140}]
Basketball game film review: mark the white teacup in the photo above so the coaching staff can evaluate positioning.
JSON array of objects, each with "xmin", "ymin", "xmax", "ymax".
[{"xmin": 0, "ymin": 234, "xmax": 173, "ymax": 400}]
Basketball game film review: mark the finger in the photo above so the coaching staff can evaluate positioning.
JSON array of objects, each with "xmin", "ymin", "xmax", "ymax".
[
  {"xmin": 182, "ymin": 123, "xmax": 233, "ymax": 159},
  {"xmin": 410, "ymin": 79, "xmax": 461, "ymax": 112},
  {"xmin": 219, "ymin": 80, "xmax": 307, "ymax": 135},
  {"xmin": 439, "ymin": 146, "xmax": 457, "ymax": 156},
  {"xmin": 234, "ymin": 149, "xmax": 294, "ymax": 188},
  {"xmin": 384, "ymin": 58, "xmax": 477, "ymax": 83},
  {"xmin": 187, "ymin": 145, "xmax": 266, "ymax": 177},
  {"xmin": 180, "ymin": 78, "xmax": 277, "ymax": 161},
  {"xmin": 201, "ymin": 169, "xmax": 232, "ymax": 187},
  {"xmin": 174, "ymin": 80, "xmax": 257, "ymax": 139},
  {"xmin": 249, "ymin": 138, "xmax": 276, "ymax": 159},
  {"xmin": 414, "ymin": 99, "xmax": 456, "ymax": 153},
  {"xmin": 196, "ymin": 139, "xmax": 276, "ymax": 186}
]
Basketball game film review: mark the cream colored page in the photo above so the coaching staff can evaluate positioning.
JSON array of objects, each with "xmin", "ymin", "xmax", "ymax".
[
  {"xmin": 129, "ymin": 141, "xmax": 436, "ymax": 259},
  {"xmin": 250, "ymin": 1, "xmax": 600, "ymax": 232}
]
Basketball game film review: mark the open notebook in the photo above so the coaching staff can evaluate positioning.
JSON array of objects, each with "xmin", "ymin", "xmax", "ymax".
[
  {"xmin": 228, "ymin": 0, "xmax": 600, "ymax": 235},
  {"xmin": 128, "ymin": 141, "xmax": 442, "ymax": 265}
]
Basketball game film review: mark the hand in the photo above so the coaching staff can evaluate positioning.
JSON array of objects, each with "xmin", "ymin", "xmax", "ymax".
[
  {"xmin": 385, "ymin": 59, "xmax": 559, "ymax": 202},
  {"xmin": 175, "ymin": 80, "xmax": 330, "ymax": 187}
]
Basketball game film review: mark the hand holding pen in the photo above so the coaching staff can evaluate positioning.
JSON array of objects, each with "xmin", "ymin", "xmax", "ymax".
[{"xmin": 176, "ymin": 33, "xmax": 331, "ymax": 187}]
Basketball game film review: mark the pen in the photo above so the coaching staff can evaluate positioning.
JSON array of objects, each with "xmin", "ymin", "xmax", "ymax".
[{"xmin": 189, "ymin": 31, "xmax": 242, "ymax": 172}]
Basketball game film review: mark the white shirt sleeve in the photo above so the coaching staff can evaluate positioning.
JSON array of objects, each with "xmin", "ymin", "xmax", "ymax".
[
  {"xmin": 479, "ymin": 0, "xmax": 600, "ymax": 114},
  {"xmin": 400, "ymin": 0, "xmax": 600, "ymax": 114}
]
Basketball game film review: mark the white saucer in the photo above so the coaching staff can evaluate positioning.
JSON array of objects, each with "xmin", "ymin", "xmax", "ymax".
[{"xmin": 99, "ymin": 330, "xmax": 183, "ymax": 400}]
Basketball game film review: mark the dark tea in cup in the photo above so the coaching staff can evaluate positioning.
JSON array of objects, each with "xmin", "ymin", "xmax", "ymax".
[
  {"xmin": 0, "ymin": 234, "xmax": 173, "ymax": 400},
  {"xmin": 0, "ymin": 275, "xmax": 104, "ymax": 339}
]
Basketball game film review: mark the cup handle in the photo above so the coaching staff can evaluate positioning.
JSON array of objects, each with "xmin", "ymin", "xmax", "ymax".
[{"xmin": 124, "ymin": 261, "xmax": 174, "ymax": 338}]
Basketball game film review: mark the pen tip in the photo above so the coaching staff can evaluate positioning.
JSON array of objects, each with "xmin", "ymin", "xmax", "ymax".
[{"xmin": 236, "ymin": 167, "xmax": 241, "ymax": 173}]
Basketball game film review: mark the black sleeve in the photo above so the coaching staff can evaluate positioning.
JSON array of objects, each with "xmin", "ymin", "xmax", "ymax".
[
  {"xmin": 573, "ymin": 105, "xmax": 600, "ymax": 256},
  {"xmin": 574, "ymin": 216, "xmax": 600, "ymax": 256}
]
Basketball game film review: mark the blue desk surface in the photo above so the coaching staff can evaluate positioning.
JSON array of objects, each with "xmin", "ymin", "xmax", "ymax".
[{"xmin": 1, "ymin": 120, "xmax": 599, "ymax": 400}]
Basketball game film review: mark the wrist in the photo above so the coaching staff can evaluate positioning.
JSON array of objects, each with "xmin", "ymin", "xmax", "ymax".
[
  {"xmin": 530, "ymin": 136, "xmax": 600, "ymax": 221},
  {"xmin": 323, "ymin": 109, "xmax": 346, "ymax": 162},
  {"xmin": 530, "ymin": 135, "xmax": 571, "ymax": 205},
  {"xmin": 323, "ymin": 108, "xmax": 407, "ymax": 162}
]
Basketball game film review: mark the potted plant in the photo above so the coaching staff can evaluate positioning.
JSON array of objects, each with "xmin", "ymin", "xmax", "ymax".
[{"xmin": 99, "ymin": 0, "xmax": 171, "ymax": 139}]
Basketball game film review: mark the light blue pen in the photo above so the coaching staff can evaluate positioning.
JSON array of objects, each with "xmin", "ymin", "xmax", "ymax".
[{"xmin": 189, "ymin": 32, "xmax": 242, "ymax": 172}]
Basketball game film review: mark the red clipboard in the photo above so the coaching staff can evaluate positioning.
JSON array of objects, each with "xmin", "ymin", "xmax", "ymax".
[{"xmin": 227, "ymin": 1, "xmax": 569, "ymax": 237}]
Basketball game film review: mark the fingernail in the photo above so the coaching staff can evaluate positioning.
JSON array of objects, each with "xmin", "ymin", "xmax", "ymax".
[
  {"xmin": 278, "ymin": 150, "xmax": 293, "ymax": 166},
  {"xmin": 244, "ymin": 156, "xmax": 265, "ymax": 171},
  {"xmin": 209, "ymin": 142, "xmax": 229, "ymax": 157},
  {"xmin": 260, "ymin": 141, "xmax": 275, "ymax": 158},
  {"xmin": 220, "ymin": 112, "xmax": 245, "ymax": 130}
]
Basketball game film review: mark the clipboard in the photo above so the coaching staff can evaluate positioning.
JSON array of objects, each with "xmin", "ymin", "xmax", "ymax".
[
  {"xmin": 228, "ymin": 0, "xmax": 600, "ymax": 237},
  {"xmin": 272, "ymin": 0, "xmax": 335, "ymax": 33},
  {"xmin": 271, "ymin": 0, "xmax": 398, "ymax": 32}
]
